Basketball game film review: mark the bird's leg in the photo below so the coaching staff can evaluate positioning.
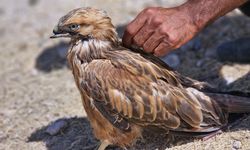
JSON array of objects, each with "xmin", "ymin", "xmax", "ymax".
[{"xmin": 96, "ymin": 140, "xmax": 111, "ymax": 150}]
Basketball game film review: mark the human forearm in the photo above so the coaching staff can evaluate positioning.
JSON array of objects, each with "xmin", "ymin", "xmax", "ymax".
[{"xmin": 182, "ymin": 0, "xmax": 247, "ymax": 30}]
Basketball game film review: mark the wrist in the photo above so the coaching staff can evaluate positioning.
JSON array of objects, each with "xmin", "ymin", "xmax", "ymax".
[
  {"xmin": 180, "ymin": 0, "xmax": 247, "ymax": 30},
  {"xmin": 180, "ymin": 0, "xmax": 212, "ymax": 31},
  {"xmin": 174, "ymin": 3, "xmax": 202, "ymax": 34}
]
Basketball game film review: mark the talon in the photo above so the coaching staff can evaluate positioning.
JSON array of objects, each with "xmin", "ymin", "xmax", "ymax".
[{"xmin": 95, "ymin": 140, "xmax": 111, "ymax": 150}]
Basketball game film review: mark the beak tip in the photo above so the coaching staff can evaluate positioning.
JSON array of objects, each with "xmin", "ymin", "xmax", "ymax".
[
  {"xmin": 51, "ymin": 25, "xmax": 61, "ymax": 39},
  {"xmin": 50, "ymin": 35, "xmax": 56, "ymax": 39}
]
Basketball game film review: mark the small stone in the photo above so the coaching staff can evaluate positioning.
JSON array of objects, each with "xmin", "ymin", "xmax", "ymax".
[
  {"xmin": 28, "ymin": 0, "xmax": 39, "ymax": 6},
  {"xmin": 0, "ymin": 8, "xmax": 4, "ymax": 15},
  {"xmin": 232, "ymin": 140, "xmax": 242, "ymax": 150},
  {"xmin": 45, "ymin": 119, "xmax": 68, "ymax": 136},
  {"xmin": 220, "ymin": 65, "xmax": 250, "ymax": 85},
  {"xmin": 196, "ymin": 60, "xmax": 204, "ymax": 67},
  {"xmin": 180, "ymin": 37, "xmax": 201, "ymax": 51},
  {"xmin": 31, "ymin": 69, "xmax": 38, "ymax": 76},
  {"xmin": 205, "ymin": 48, "xmax": 216, "ymax": 58},
  {"xmin": 161, "ymin": 53, "xmax": 180, "ymax": 69}
]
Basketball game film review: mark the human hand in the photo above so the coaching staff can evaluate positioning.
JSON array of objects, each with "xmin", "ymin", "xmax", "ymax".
[
  {"xmin": 123, "ymin": 0, "xmax": 248, "ymax": 57},
  {"xmin": 122, "ymin": 7, "xmax": 199, "ymax": 56}
]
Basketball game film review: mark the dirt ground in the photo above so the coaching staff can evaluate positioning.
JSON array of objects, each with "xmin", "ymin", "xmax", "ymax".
[{"xmin": 1, "ymin": 0, "xmax": 250, "ymax": 150}]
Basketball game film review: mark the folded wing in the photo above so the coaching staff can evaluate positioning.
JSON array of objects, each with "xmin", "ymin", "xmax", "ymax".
[{"xmin": 79, "ymin": 51, "xmax": 226, "ymax": 133}]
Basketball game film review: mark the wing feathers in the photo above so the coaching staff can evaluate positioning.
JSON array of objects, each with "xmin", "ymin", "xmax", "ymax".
[
  {"xmin": 133, "ymin": 94, "xmax": 145, "ymax": 119},
  {"xmin": 80, "ymin": 51, "xmax": 225, "ymax": 133}
]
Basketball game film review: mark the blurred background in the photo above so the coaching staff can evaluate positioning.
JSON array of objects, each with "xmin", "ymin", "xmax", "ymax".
[{"xmin": 0, "ymin": 0, "xmax": 250, "ymax": 149}]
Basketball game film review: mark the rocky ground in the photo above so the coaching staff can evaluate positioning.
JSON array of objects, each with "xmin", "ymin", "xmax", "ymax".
[{"xmin": 0, "ymin": 0, "xmax": 250, "ymax": 150}]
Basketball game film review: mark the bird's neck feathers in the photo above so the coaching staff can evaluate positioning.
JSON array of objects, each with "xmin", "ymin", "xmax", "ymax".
[
  {"xmin": 69, "ymin": 38, "xmax": 114, "ymax": 62},
  {"xmin": 91, "ymin": 21, "xmax": 119, "ymax": 45}
]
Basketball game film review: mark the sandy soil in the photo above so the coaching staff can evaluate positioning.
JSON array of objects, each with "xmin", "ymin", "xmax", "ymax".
[{"xmin": 0, "ymin": 0, "xmax": 250, "ymax": 150}]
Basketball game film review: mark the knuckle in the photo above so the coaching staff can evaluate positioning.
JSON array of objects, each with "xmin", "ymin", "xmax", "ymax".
[
  {"xmin": 133, "ymin": 36, "xmax": 139, "ymax": 43},
  {"xmin": 158, "ymin": 26, "xmax": 168, "ymax": 35},
  {"xmin": 155, "ymin": 47, "xmax": 168, "ymax": 56},
  {"xmin": 142, "ymin": 42, "xmax": 148, "ymax": 48},
  {"xmin": 125, "ymin": 25, "xmax": 134, "ymax": 36},
  {"xmin": 143, "ymin": 44, "xmax": 152, "ymax": 52},
  {"xmin": 133, "ymin": 36, "xmax": 142, "ymax": 46},
  {"xmin": 172, "ymin": 43, "xmax": 182, "ymax": 49},
  {"xmin": 152, "ymin": 17, "xmax": 162, "ymax": 25},
  {"xmin": 154, "ymin": 49, "xmax": 164, "ymax": 56},
  {"xmin": 161, "ymin": 33, "xmax": 178, "ymax": 46},
  {"xmin": 143, "ymin": 7, "xmax": 156, "ymax": 16},
  {"xmin": 168, "ymin": 36, "xmax": 178, "ymax": 45}
]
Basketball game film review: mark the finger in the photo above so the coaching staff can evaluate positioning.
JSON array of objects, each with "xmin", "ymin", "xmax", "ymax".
[
  {"xmin": 132, "ymin": 26, "xmax": 154, "ymax": 47},
  {"xmin": 122, "ymin": 15, "xmax": 147, "ymax": 47},
  {"xmin": 142, "ymin": 32, "xmax": 165, "ymax": 53},
  {"xmin": 153, "ymin": 42, "xmax": 172, "ymax": 56}
]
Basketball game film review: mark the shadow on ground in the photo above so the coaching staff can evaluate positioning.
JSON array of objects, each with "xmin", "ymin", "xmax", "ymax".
[
  {"xmin": 35, "ymin": 41, "xmax": 69, "ymax": 72},
  {"xmin": 28, "ymin": 117, "xmax": 99, "ymax": 150},
  {"xmin": 27, "ymin": 114, "xmax": 250, "ymax": 150},
  {"xmin": 28, "ymin": 117, "xmax": 196, "ymax": 150}
]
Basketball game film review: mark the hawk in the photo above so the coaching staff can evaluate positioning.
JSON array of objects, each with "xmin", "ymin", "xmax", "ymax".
[{"xmin": 51, "ymin": 7, "xmax": 250, "ymax": 150}]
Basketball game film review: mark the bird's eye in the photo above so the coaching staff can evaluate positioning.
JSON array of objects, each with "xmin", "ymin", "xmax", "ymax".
[{"xmin": 69, "ymin": 24, "xmax": 80, "ymax": 30}]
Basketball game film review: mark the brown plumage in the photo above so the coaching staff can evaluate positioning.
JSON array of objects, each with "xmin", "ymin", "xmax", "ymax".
[{"xmin": 51, "ymin": 7, "xmax": 250, "ymax": 149}]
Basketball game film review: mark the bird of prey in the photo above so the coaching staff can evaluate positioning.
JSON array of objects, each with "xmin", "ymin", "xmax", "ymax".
[{"xmin": 51, "ymin": 7, "xmax": 250, "ymax": 150}]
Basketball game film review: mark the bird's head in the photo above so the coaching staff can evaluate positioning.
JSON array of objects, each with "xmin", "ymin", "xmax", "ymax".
[{"xmin": 51, "ymin": 7, "xmax": 118, "ymax": 44}]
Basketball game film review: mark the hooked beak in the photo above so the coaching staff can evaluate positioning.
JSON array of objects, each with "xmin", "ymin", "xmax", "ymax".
[{"xmin": 50, "ymin": 25, "xmax": 71, "ymax": 38}]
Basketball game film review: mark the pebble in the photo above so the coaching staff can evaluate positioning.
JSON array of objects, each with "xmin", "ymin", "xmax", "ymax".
[
  {"xmin": 196, "ymin": 60, "xmax": 204, "ymax": 67},
  {"xmin": 0, "ymin": 8, "xmax": 4, "ymax": 15},
  {"xmin": 180, "ymin": 37, "xmax": 201, "ymax": 51},
  {"xmin": 28, "ymin": 0, "xmax": 39, "ymax": 6},
  {"xmin": 161, "ymin": 53, "xmax": 180, "ymax": 68},
  {"xmin": 204, "ymin": 48, "xmax": 216, "ymax": 58},
  {"xmin": 45, "ymin": 119, "xmax": 68, "ymax": 136},
  {"xmin": 30, "ymin": 69, "xmax": 39, "ymax": 76},
  {"xmin": 220, "ymin": 65, "xmax": 250, "ymax": 85},
  {"xmin": 232, "ymin": 140, "xmax": 242, "ymax": 150}
]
